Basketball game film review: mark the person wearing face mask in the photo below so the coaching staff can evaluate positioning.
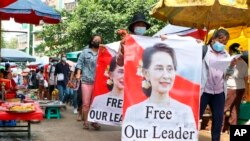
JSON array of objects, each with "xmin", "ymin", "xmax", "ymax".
[
  {"xmin": 200, "ymin": 29, "xmax": 236, "ymax": 141},
  {"xmin": 75, "ymin": 35, "xmax": 103, "ymax": 130},
  {"xmin": 47, "ymin": 59, "xmax": 57, "ymax": 100},
  {"xmin": 221, "ymin": 43, "xmax": 248, "ymax": 133},
  {"xmin": 54, "ymin": 54, "xmax": 70, "ymax": 102},
  {"xmin": 116, "ymin": 12, "xmax": 151, "ymax": 66}
]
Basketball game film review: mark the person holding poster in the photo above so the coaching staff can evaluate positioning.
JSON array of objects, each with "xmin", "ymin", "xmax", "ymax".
[
  {"xmin": 76, "ymin": 35, "xmax": 103, "ymax": 130},
  {"xmin": 116, "ymin": 12, "xmax": 151, "ymax": 67},
  {"xmin": 122, "ymin": 43, "xmax": 197, "ymax": 141},
  {"xmin": 88, "ymin": 56, "xmax": 124, "ymax": 126},
  {"xmin": 199, "ymin": 29, "xmax": 235, "ymax": 141}
]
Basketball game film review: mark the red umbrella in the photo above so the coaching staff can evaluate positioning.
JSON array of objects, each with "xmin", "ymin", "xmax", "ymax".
[
  {"xmin": 0, "ymin": 0, "xmax": 17, "ymax": 8},
  {"xmin": 0, "ymin": 0, "xmax": 61, "ymax": 25},
  {"xmin": 0, "ymin": 0, "xmax": 61, "ymax": 61}
]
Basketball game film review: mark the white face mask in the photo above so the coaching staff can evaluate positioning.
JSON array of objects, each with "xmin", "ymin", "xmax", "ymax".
[
  {"xmin": 62, "ymin": 57, "xmax": 67, "ymax": 62},
  {"xmin": 134, "ymin": 27, "xmax": 146, "ymax": 35}
]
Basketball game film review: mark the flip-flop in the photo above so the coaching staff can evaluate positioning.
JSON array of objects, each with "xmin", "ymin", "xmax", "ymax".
[
  {"xmin": 91, "ymin": 123, "xmax": 101, "ymax": 130},
  {"xmin": 83, "ymin": 122, "xmax": 89, "ymax": 129},
  {"xmin": 76, "ymin": 115, "xmax": 82, "ymax": 121}
]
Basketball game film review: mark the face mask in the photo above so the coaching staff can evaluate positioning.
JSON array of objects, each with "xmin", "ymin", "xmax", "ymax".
[
  {"xmin": 62, "ymin": 57, "xmax": 67, "ymax": 62},
  {"xmin": 212, "ymin": 41, "xmax": 225, "ymax": 52},
  {"xmin": 134, "ymin": 27, "xmax": 146, "ymax": 35},
  {"xmin": 92, "ymin": 41, "xmax": 100, "ymax": 48}
]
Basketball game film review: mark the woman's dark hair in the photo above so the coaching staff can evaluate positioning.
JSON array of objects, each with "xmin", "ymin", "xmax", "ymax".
[
  {"xmin": 229, "ymin": 43, "xmax": 240, "ymax": 53},
  {"xmin": 107, "ymin": 56, "xmax": 117, "ymax": 91},
  {"xmin": 88, "ymin": 34, "xmax": 103, "ymax": 48},
  {"xmin": 3, "ymin": 71, "xmax": 10, "ymax": 79},
  {"xmin": 142, "ymin": 43, "xmax": 177, "ymax": 97},
  {"xmin": 5, "ymin": 63, "xmax": 10, "ymax": 71},
  {"xmin": 207, "ymin": 29, "xmax": 230, "ymax": 45}
]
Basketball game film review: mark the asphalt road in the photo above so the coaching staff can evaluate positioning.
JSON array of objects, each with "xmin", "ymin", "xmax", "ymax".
[{"xmin": 0, "ymin": 105, "xmax": 229, "ymax": 141}]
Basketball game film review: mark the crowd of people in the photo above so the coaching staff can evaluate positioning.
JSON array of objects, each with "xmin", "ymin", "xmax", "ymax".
[{"xmin": 0, "ymin": 11, "xmax": 249, "ymax": 141}]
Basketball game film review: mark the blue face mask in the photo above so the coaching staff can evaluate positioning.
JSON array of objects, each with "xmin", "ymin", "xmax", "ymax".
[
  {"xmin": 212, "ymin": 41, "xmax": 225, "ymax": 52},
  {"xmin": 134, "ymin": 27, "xmax": 146, "ymax": 35}
]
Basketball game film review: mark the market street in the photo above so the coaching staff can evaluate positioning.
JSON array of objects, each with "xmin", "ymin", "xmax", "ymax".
[{"xmin": 0, "ymin": 105, "xmax": 229, "ymax": 141}]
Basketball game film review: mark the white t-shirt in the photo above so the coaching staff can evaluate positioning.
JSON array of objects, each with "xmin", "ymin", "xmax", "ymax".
[
  {"xmin": 48, "ymin": 65, "xmax": 55, "ymax": 85},
  {"xmin": 227, "ymin": 59, "xmax": 248, "ymax": 89}
]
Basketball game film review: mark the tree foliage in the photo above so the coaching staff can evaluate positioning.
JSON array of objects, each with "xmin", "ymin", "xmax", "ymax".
[
  {"xmin": 38, "ymin": 0, "xmax": 165, "ymax": 56},
  {"xmin": 6, "ymin": 38, "xmax": 18, "ymax": 49}
]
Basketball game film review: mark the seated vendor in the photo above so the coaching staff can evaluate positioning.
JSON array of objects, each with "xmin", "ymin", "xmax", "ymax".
[{"xmin": 3, "ymin": 71, "xmax": 18, "ymax": 97}]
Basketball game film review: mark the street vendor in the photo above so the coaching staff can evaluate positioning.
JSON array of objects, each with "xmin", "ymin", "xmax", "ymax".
[{"xmin": 3, "ymin": 71, "xmax": 18, "ymax": 98}]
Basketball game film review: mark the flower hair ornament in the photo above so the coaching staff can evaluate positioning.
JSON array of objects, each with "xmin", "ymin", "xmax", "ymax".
[
  {"xmin": 137, "ymin": 60, "xmax": 151, "ymax": 89},
  {"xmin": 104, "ymin": 65, "xmax": 113, "ymax": 85},
  {"xmin": 142, "ymin": 79, "xmax": 151, "ymax": 89}
]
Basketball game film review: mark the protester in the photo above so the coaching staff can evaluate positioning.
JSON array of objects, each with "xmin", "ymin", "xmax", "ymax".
[
  {"xmin": 54, "ymin": 54, "xmax": 70, "ymax": 102},
  {"xmin": 89, "ymin": 56, "xmax": 124, "ymax": 125},
  {"xmin": 199, "ymin": 29, "xmax": 236, "ymax": 141},
  {"xmin": 222, "ymin": 43, "xmax": 248, "ymax": 133},
  {"xmin": 47, "ymin": 59, "xmax": 57, "ymax": 100},
  {"xmin": 116, "ymin": 12, "xmax": 151, "ymax": 66},
  {"xmin": 36, "ymin": 67, "xmax": 46, "ymax": 100},
  {"xmin": 76, "ymin": 34, "xmax": 103, "ymax": 130},
  {"xmin": 68, "ymin": 53, "xmax": 81, "ymax": 115},
  {"xmin": 122, "ymin": 43, "xmax": 197, "ymax": 140},
  {"xmin": 28, "ymin": 69, "xmax": 38, "ymax": 89}
]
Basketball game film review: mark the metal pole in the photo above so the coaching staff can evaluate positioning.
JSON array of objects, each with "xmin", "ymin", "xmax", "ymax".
[{"xmin": 26, "ymin": 24, "xmax": 30, "ymax": 54}]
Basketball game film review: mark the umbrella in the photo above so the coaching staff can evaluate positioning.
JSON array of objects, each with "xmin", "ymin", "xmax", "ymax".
[
  {"xmin": 0, "ymin": 0, "xmax": 16, "ymax": 8},
  {"xmin": 0, "ymin": 0, "xmax": 61, "ymax": 62},
  {"xmin": 66, "ymin": 51, "xmax": 82, "ymax": 62},
  {"xmin": 0, "ymin": 48, "xmax": 36, "ymax": 62},
  {"xmin": 0, "ymin": 0, "xmax": 61, "ymax": 25},
  {"xmin": 150, "ymin": 0, "xmax": 250, "ymax": 29},
  {"xmin": 66, "ymin": 60, "xmax": 76, "ymax": 68}
]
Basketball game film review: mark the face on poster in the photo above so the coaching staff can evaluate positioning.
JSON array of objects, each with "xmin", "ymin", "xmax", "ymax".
[
  {"xmin": 122, "ymin": 35, "xmax": 202, "ymax": 141},
  {"xmin": 88, "ymin": 46, "xmax": 125, "ymax": 126}
]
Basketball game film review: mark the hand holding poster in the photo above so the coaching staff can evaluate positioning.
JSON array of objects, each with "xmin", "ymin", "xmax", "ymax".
[
  {"xmin": 122, "ymin": 35, "xmax": 202, "ymax": 141},
  {"xmin": 88, "ymin": 45, "xmax": 124, "ymax": 126}
]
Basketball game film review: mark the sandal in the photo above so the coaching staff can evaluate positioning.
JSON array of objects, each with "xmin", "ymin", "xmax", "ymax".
[
  {"xmin": 76, "ymin": 115, "xmax": 82, "ymax": 121},
  {"xmin": 83, "ymin": 122, "xmax": 89, "ymax": 129},
  {"xmin": 91, "ymin": 123, "xmax": 101, "ymax": 130}
]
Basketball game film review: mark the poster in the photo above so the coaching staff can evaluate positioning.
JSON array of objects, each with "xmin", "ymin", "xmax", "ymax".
[
  {"xmin": 88, "ymin": 44, "xmax": 124, "ymax": 126},
  {"xmin": 122, "ymin": 35, "xmax": 202, "ymax": 141}
]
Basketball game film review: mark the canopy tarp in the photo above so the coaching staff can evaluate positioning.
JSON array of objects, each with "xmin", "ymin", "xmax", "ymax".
[{"xmin": 0, "ymin": 48, "xmax": 36, "ymax": 62}]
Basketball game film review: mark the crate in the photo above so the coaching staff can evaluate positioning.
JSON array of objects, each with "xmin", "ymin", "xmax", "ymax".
[{"xmin": 239, "ymin": 102, "xmax": 250, "ymax": 121}]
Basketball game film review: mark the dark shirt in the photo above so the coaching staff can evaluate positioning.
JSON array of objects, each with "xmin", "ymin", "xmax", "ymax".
[{"xmin": 54, "ymin": 61, "xmax": 70, "ymax": 88}]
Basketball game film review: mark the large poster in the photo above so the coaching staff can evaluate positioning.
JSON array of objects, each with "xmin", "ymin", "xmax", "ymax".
[
  {"xmin": 88, "ymin": 45, "xmax": 124, "ymax": 126},
  {"xmin": 122, "ymin": 35, "xmax": 202, "ymax": 141}
]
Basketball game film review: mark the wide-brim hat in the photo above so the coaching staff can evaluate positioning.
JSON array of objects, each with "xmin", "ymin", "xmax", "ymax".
[{"xmin": 128, "ymin": 12, "xmax": 151, "ymax": 33}]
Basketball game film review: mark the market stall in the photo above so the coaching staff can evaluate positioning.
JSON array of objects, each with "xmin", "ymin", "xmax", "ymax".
[{"xmin": 0, "ymin": 102, "xmax": 43, "ymax": 138}]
